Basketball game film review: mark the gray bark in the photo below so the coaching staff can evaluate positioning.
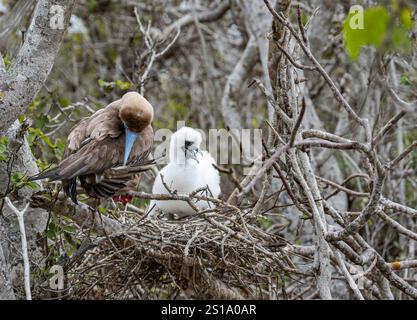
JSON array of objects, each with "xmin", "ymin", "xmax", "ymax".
[
  {"xmin": 0, "ymin": 0, "xmax": 75, "ymax": 132},
  {"xmin": 0, "ymin": 237, "xmax": 14, "ymax": 299},
  {"xmin": 0, "ymin": 0, "xmax": 74, "ymax": 300}
]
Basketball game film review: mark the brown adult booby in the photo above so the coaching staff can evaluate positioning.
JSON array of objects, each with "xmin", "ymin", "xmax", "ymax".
[{"xmin": 31, "ymin": 92, "xmax": 154, "ymax": 204}]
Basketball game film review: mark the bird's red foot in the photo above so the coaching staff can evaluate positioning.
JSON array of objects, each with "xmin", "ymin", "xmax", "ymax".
[{"xmin": 112, "ymin": 194, "xmax": 133, "ymax": 206}]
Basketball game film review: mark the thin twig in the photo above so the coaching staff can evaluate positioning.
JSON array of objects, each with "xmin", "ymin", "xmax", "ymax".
[{"xmin": 5, "ymin": 197, "xmax": 31, "ymax": 300}]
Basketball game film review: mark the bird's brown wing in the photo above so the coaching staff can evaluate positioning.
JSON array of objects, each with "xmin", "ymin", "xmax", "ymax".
[
  {"xmin": 59, "ymin": 136, "xmax": 125, "ymax": 180},
  {"xmin": 30, "ymin": 100, "xmax": 124, "ymax": 189},
  {"xmin": 51, "ymin": 135, "xmax": 124, "ymax": 204},
  {"xmin": 78, "ymin": 125, "xmax": 154, "ymax": 198},
  {"xmin": 64, "ymin": 99, "xmax": 123, "ymax": 157},
  {"xmin": 32, "ymin": 98, "xmax": 154, "ymax": 203}
]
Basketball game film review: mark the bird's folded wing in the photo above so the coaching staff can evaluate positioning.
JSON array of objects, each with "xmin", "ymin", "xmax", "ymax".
[
  {"xmin": 66, "ymin": 99, "xmax": 123, "ymax": 154},
  {"xmin": 59, "ymin": 125, "xmax": 154, "ymax": 181},
  {"xmin": 104, "ymin": 152, "xmax": 155, "ymax": 179},
  {"xmin": 79, "ymin": 150, "xmax": 154, "ymax": 199},
  {"xmin": 60, "ymin": 137, "xmax": 124, "ymax": 180}
]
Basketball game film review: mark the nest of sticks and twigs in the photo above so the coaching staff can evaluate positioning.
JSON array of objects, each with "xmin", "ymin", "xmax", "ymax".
[{"xmin": 31, "ymin": 191, "xmax": 312, "ymax": 300}]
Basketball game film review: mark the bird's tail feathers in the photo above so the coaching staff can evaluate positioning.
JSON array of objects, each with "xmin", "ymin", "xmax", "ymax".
[
  {"xmin": 28, "ymin": 167, "xmax": 61, "ymax": 182},
  {"xmin": 63, "ymin": 178, "xmax": 78, "ymax": 204}
]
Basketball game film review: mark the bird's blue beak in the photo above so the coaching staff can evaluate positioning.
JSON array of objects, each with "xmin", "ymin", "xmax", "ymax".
[{"xmin": 124, "ymin": 125, "xmax": 139, "ymax": 166}]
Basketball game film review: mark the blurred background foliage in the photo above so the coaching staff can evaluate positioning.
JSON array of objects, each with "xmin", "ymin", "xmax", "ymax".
[
  {"xmin": 0, "ymin": 0, "xmax": 416, "ymax": 299},
  {"xmin": 1, "ymin": 0, "xmax": 415, "ymax": 241}
]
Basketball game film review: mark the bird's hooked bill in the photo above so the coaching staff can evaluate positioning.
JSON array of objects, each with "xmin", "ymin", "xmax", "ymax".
[
  {"xmin": 183, "ymin": 144, "xmax": 202, "ymax": 163},
  {"xmin": 124, "ymin": 125, "xmax": 139, "ymax": 165}
]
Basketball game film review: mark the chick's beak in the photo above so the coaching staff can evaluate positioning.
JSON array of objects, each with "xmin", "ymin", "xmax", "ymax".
[{"xmin": 183, "ymin": 144, "xmax": 201, "ymax": 163}]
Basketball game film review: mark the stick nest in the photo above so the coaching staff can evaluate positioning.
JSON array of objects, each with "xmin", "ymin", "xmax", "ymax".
[{"xmin": 62, "ymin": 209, "xmax": 296, "ymax": 299}]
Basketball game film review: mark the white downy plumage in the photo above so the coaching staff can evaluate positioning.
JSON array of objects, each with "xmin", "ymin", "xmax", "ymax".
[{"xmin": 149, "ymin": 127, "xmax": 220, "ymax": 218}]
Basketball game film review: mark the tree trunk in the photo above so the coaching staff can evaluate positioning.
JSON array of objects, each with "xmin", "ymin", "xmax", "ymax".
[{"xmin": 0, "ymin": 0, "xmax": 74, "ymax": 299}]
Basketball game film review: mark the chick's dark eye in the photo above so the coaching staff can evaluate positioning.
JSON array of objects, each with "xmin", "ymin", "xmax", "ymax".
[{"xmin": 185, "ymin": 140, "xmax": 193, "ymax": 148}]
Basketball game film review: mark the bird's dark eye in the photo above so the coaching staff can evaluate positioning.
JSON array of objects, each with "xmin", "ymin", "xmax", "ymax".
[{"xmin": 185, "ymin": 140, "xmax": 193, "ymax": 148}]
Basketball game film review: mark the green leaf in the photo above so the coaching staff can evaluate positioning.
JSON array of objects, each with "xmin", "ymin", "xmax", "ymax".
[
  {"xmin": 46, "ymin": 222, "xmax": 58, "ymax": 239},
  {"xmin": 3, "ymin": 54, "xmax": 11, "ymax": 68},
  {"xmin": 98, "ymin": 206, "xmax": 107, "ymax": 214},
  {"xmin": 0, "ymin": 136, "xmax": 9, "ymax": 162},
  {"xmin": 343, "ymin": 5, "xmax": 414, "ymax": 59},
  {"xmin": 87, "ymin": 0, "xmax": 97, "ymax": 12},
  {"xmin": 28, "ymin": 96, "xmax": 46, "ymax": 113},
  {"xmin": 11, "ymin": 172, "xmax": 39, "ymax": 190},
  {"xmin": 26, "ymin": 181, "xmax": 40, "ymax": 190},
  {"xmin": 33, "ymin": 114, "xmax": 49, "ymax": 129},
  {"xmin": 392, "ymin": 25, "xmax": 412, "ymax": 52},
  {"xmin": 98, "ymin": 79, "xmax": 131, "ymax": 91},
  {"xmin": 98, "ymin": 79, "xmax": 115, "ymax": 89},
  {"xmin": 343, "ymin": 6, "xmax": 390, "ymax": 59},
  {"xmin": 28, "ymin": 127, "xmax": 55, "ymax": 148},
  {"xmin": 400, "ymin": 74, "xmax": 411, "ymax": 86},
  {"xmin": 58, "ymin": 97, "xmax": 71, "ymax": 108},
  {"xmin": 400, "ymin": 7, "xmax": 413, "ymax": 30},
  {"xmin": 115, "ymin": 79, "xmax": 131, "ymax": 90}
]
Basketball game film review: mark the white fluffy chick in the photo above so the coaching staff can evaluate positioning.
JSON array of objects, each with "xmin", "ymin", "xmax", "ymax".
[{"xmin": 149, "ymin": 127, "xmax": 220, "ymax": 218}]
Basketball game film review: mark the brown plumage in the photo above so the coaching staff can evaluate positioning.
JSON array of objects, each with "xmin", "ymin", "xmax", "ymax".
[{"xmin": 31, "ymin": 92, "xmax": 154, "ymax": 204}]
